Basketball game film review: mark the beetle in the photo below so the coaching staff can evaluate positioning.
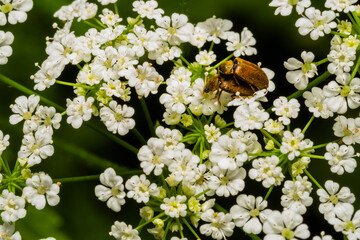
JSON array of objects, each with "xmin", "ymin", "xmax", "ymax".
[{"xmin": 203, "ymin": 57, "xmax": 269, "ymax": 100}]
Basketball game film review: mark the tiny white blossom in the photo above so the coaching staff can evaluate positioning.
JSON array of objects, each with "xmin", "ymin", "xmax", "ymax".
[
  {"xmin": 66, "ymin": 96, "xmax": 94, "ymax": 129},
  {"xmin": 97, "ymin": 0, "xmax": 117, "ymax": 5},
  {"xmin": 9, "ymin": 95, "xmax": 40, "ymax": 126},
  {"xmin": 160, "ymin": 80, "xmax": 192, "ymax": 114},
  {"xmin": 284, "ymin": 51, "xmax": 317, "ymax": 90},
  {"xmin": 132, "ymin": 0, "xmax": 164, "ymax": 20},
  {"xmin": 234, "ymin": 101, "xmax": 269, "ymax": 131},
  {"xmin": 0, "ymin": 30, "xmax": 14, "ymax": 64},
  {"xmin": 204, "ymin": 124, "xmax": 220, "ymax": 143},
  {"xmin": 332, "ymin": 116, "xmax": 360, "ymax": 145},
  {"xmin": 200, "ymin": 209, "xmax": 235, "ymax": 239},
  {"xmin": 269, "ymin": 0, "xmax": 310, "ymax": 16},
  {"xmin": 100, "ymin": 101, "xmax": 135, "ymax": 136},
  {"xmin": 325, "ymin": 0, "xmax": 358, "ymax": 13},
  {"xmin": 295, "ymin": 7, "xmax": 337, "ymax": 40},
  {"xmin": 125, "ymin": 174, "xmax": 159, "ymax": 203},
  {"xmin": 0, "ymin": 0, "xmax": 33, "ymax": 25},
  {"xmin": 272, "ymin": 97, "xmax": 300, "ymax": 125},
  {"xmin": 109, "ymin": 221, "xmax": 140, "ymax": 240},
  {"xmin": 249, "ymin": 156, "xmax": 285, "ymax": 188},
  {"xmin": 226, "ymin": 27, "xmax": 257, "ymax": 57},
  {"xmin": 195, "ymin": 50, "xmax": 216, "ymax": 66},
  {"xmin": 328, "ymin": 203, "xmax": 360, "ymax": 240},
  {"xmin": 197, "ymin": 17, "xmax": 233, "ymax": 44},
  {"xmin": 303, "ymin": 87, "xmax": 334, "ymax": 118},
  {"xmin": 0, "ymin": 130, "xmax": 10, "ymax": 155},
  {"xmin": 99, "ymin": 8, "xmax": 121, "ymax": 26},
  {"xmin": 155, "ymin": 126, "xmax": 183, "ymax": 150},
  {"xmin": 160, "ymin": 195, "xmax": 187, "ymax": 218},
  {"xmin": 325, "ymin": 143, "xmax": 357, "ymax": 174},
  {"xmin": 95, "ymin": 168, "xmax": 126, "ymax": 212},
  {"xmin": 0, "ymin": 222, "xmax": 21, "ymax": 240},
  {"xmin": 327, "ymin": 43, "xmax": 356, "ymax": 76},
  {"xmin": 280, "ymin": 128, "xmax": 313, "ymax": 161},
  {"xmin": 0, "ymin": 189, "xmax": 26, "ymax": 222},
  {"xmin": 23, "ymin": 172, "xmax": 60, "ymax": 210}
]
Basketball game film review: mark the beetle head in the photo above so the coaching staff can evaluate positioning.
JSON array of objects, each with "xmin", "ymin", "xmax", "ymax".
[
  {"xmin": 219, "ymin": 60, "xmax": 234, "ymax": 76},
  {"xmin": 203, "ymin": 75, "xmax": 221, "ymax": 94}
]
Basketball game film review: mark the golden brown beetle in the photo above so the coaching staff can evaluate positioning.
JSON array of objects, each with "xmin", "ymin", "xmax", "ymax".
[{"xmin": 203, "ymin": 57, "xmax": 269, "ymax": 100}]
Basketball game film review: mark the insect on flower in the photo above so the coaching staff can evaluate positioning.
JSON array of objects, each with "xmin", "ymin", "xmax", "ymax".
[{"xmin": 203, "ymin": 58, "xmax": 269, "ymax": 100}]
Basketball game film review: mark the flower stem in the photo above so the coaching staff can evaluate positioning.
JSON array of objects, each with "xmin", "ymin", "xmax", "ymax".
[
  {"xmin": 180, "ymin": 55, "xmax": 191, "ymax": 67},
  {"xmin": 302, "ymin": 115, "xmax": 315, "ymax": 134},
  {"xmin": 83, "ymin": 20, "xmax": 103, "ymax": 30},
  {"xmin": 330, "ymin": 31, "xmax": 349, "ymax": 38},
  {"xmin": 113, "ymin": 2, "xmax": 119, "ymax": 15},
  {"xmin": 0, "ymin": 156, "xmax": 11, "ymax": 175},
  {"xmin": 182, "ymin": 217, "xmax": 201, "ymax": 239},
  {"xmin": 314, "ymin": 58, "xmax": 328, "ymax": 66},
  {"xmin": 350, "ymin": 54, "xmax": 360, "ymax": 81},
  {"xmin": 209, "ymin": 53, "xmax": 234, "ymax": 72},
  {"xmin": 131, "ymin": 127, "xmax": 147, "ymax": 145},
  {"xmin": 300, "ymin": 153, "xmax": 326, "ymax": 160},
  {"xmin": 53, "ymin": 175, "xmax": 100, "ymax": 183},
  {"xmin": 264, "ymin": 185, "xmax": 274, "ymax": 201},
  {"xmin": 94, "ymin": 18, "xmax": 107, "ymax": 29},
  {"xmin": 55, "ymin": 80, "xmax": 93, "ymax": 90},
  {"xmin": 260, "ymin": 129, "xmax": 281, "ymax": 148},
  {"xmin": 162, "ymin": 218, "xmax": 173, "ymax": 240},
  {"xmin": 136, "ymin": 212, "xmax": 166, "ymax": 230},
  {"xmin": 139, "ymin": 97, "xmax": 155, "ymax": 137},
  {"xmin": 287, "ymin": 71, "xmax": 331, "ymax": 100},
  {"xmin": 304, "ymin": 169, "xmax": 323, "ymax": 189}
]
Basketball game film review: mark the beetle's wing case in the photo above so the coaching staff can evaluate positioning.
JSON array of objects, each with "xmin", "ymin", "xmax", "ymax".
[{"xmin": 233, "ymin": 58, "xmax": 269, "ymax": 90}]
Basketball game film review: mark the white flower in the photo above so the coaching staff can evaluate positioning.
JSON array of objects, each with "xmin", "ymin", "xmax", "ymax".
[
  {"xmin": 200, "ymin": 209, "xmax": 235, "ymax": 239},
  {"xmin": 263, "ymin": 119, "xmax": 284, "ymax": 134},
  {"xmin": 160, "ymin": 80, "xmax": 192, "ymax": 114},
  {"xmin": 327, "ymin": 44, "xmax": 356, "ymax": 76},
  {"xmin": 18, "ymin": 129, "xmax": 54, "ymax": 166},
  {"xmin": 128, "ymin": 62, "xmax": 163, "ymax": 97},
  {"xmin": 0, "ymin": 30, "xmax": 14, "ymax": 64},
  {"xmin": 127, "ymin": 26, "xmax": 160, "ymax": 57},
  {"xmin": 281, "ymin": 176, "xmax": 313, "ymax": 214},
  {"xmin": 125, "ymin": 174, "xmax": 159, "ymax": 203},
  {"xmin": 0, "ymin": 0, "xmax": 33, "ymax": 25},
  {"xmin": 325, "ymin": 0, "xmax": 358, "ymax": 13},
  {"xmin": 54, "ymin": 0, "xmax": 97, "ymax": 22},
  {"xmin": 97, "ymin": 0, "xmax": 117, "ymax": 5},
  {"xmin": 230, "ymin": 194, "xmax": 271, "ymax": 234},
  {"xmin": 132, "ymin": 0, "xmax": 164, "ymax": 20},
  {"xmin": 312, "ymin": 231, "xmax": 335, "ymax": 240},
  {"xmin": 263, "ymin": 209, "xmax": 310, "ymax": 240},
  {"xmin": 234, "ymin": 101, "xmax": 269, "ymax": 131},
  {"xmin": 197, "ymin": 17, "xmax": 233, "ymax": 44},
  {"xmin": 249, "ymin": 156, "xmax": 284, "ymax": 188},
  {"xmin": 280, "ymin": 128, "xmax": 313, "ymax": 161},
  {"xmin": 284, "ymin": 51, "xmax": 317, "ymax": 90},
  {"xmin": 155, "ymin": 126, "xmax": 183, "ymax": 150},
  {"xmin": 317, "ymin": 180, "xmax": 355, "ymax": 220},
  {"xmin": 163, "ymin": 109, "xmax": 181, "ymax": 125},
  {"xmin": 323, "ymin": 74, "xmax": 360, "ymax": 114},
  {"xmin": 204, "ymin": 123, "xmax": 221, "ymax": 143},
  {"xmin": 226, "ymin": 27, "xmax": 257, "ymax": 57},
  {"xmin": 99, "ymin": 8, "xmax": 121, "ymax": 26},
  {"xmin": 160, "ymin": 195, "xmax": 187, "ymax": 218},
  {"xmin": 332, "ymin": 116, "xmax": 360, "ymax": 145},
  {"xmin": 155, "ymin": 13, "xmax": 194, "ymax": 45},
  {"xmin": 23, "ymin": 172, "xmax": 60, "ymax": 210},
  {"xmin": 0, "ymin": 130, "xmax": 9, "ymax": 155},
  {"xmin": 269, "ymin": 0, "xmax": 310, "ymax": 16},
  {"xmin": 138, "ymin": 138, "xmax": 172, "ymax": 176},
  {"xmin": 209, "ymin": 134, "xmax": 247, "ymax": 170},
  {"xmin": 95, "ymin": 168, "xmax": 126, "ymax": 212},
  {"xmin": 295, "ymin": 7, "xmax": 337, "ymax": 40},
  {"xmin": 167, "ymin": 149, "xmax": 199, "ymax": 183},
  {"xmin": 303, "ymin": 87, "xmax": 334, "ymax": 118},
  {"xmin": 0, "ymin": 222, "xmax": 21, "ymax": 240},
  {"xmin": 110, "ymin": 221, "xmax": 140, "ymax": 240},
  {"xmin": 100, "ymin": 101, "xmax": 135, "ymax": 136},
  {"xmin": 32, "ymin": 58, "xmax": 65, "ymax": 91},
  {"xmin": 189, "ymin": 26, "xmax": 208, "ymax": 48},
  {"xmin": 0, "ymin": 189, "xmax": 26, "ymax": 222},
  {"xmin": 66, "ymin": 96, "xmax": 94, "ymax": 129},
  {"xmin": 35, "ymin": 105, "xmax": 62, "ymax": 132},
  {"xmin": 9, "ymin": 95, "xmax": 40, "ymax": 125},
  {"xmin": 208, "ymin": 165, "xmax": 246, "ymax": 197},
  {"xmin": 148, "ymin": 42, "xmax": 181, "ymax": 65},
  {"xmin": 328, "ymin": 203, "xmax": 360, "ymax": 240},
  {"xmin": 325, "ymin": 143, "xmax": 357, "ymax": 174},
  {"xmin": 272, "ymin": 97, "xmax": 300, "ymax": 125},
  {"xmin": 195, "ymin": 50, "xmax": 216, "ymax": 66}
]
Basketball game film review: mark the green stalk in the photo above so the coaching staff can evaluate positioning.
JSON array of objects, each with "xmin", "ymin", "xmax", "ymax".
[
  {"xmin": 131, "ymin": 127, "xmax": 147, "ymax": 145},
  {"xmin": 53, "ymin": 175, "xmax": 100, "ymax": 183},
  {"xmin": 0, "ymin": 73, "xmax": 65, "ymax": 112},
  {"xmin": 302, "ymin": 115, "xmax": 315, "ymax": 134},
  {"xmin": 182, "ymin": 218, "xmax": 201, "ymax": 239},
  {"xmin": 330, "ymin": 31, "xmax": 349, "ymax": 38},
  {"xmin": 139, "ymin": 97, "xmax": 155, "ymax": 137},
  {"xmin": 209, "ymin": 53, "xmax": 234, "ymax": 72},
  {"xmin": 314, "ymin": 58, "xmax": 328, "ymax": 66},
  {"xmin": 83, "ymin": 20, "xmax": 103, "ymax": 30},
  {"xmin": 162, "ymin": 218, "xmax": 173, "ymax": 240},
  {"xmin": 264, "ymin": 185, "xmax": 274, "ymax": 201},
  {"xmin": 94, "ymin": 18, "xmax": 107, "ymax": 29},
  {"xmin": 301, "ymin": 141, "xmax": 337, "ymax": 152},
  {"xmin": 260, "ymin": 129, "xmax": 281, "ymax": 148},
  {"xmin": 350, "ymin": 54, "xmax": 360, "ymax": 81},
  {"xmin": 113, "ymin": 2, "xmax": 119, "ymax": 15},
  {"xmin": 55, "ymin": 80, "xmax": 93, "ymax": 90},
  {"xmin": 304, "ymin": 169, "xmax": 323, "ymax": 189},
  {"xmin": 300, "ymin": 153, "xmax": 326, "ymax": 160},
  {"xmin": 0, "ymin": 156, "xmax": 11, "ymax": 175},
  {"xmin": 135, "ymin": 212, "xmax": 166, "ymax": 230},
  {"xmin": 287, "ymin": 71, "xmax": 331, "ymax": 100},
  {"xmin": 179, "ymin": 55, "xmax": 191, "ymax": 67}
]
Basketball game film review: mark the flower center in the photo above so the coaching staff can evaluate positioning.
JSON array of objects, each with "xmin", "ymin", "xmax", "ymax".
[
  {"xmin": 167, "ymin": 27, "xmax": 177, "ymax": 35},
  {"xmin": 288, "ymin": 0, "xmax": 298, "ymax": 5},
  {"xmin": 37, "ymin": 186, "xmax": 47, "ymax": 195},
  {"xmin": 340, "ymin": 85, "xmax": 351, "ymax": 97},
  {"xmin": 22, "ymin": 111, "xmax": 32, "ymax": 121},
  {"xmin": 0, "ymin": 3, "xmax": 13, "ymax": 14},
  {"xmin": 345, "ymin": 221, "xmax": 355, "ymax": 232},
  {"xmin": 152, "ymin": 155, "xmax": 161, "ymax": 164},
  {"xmin": 111, "ymin": 186, "xmax": 120, "ymax": 196},
  {"xmin": 30, "ymin": 144, "xmax": 40, "ymax": 153},
  {"xmin": 249, "ymin": 208, "xmax": 260, "ymax": 218},
  {"xmin": 44, "ymin": 117, "xmax": 52, "ymax": 126},
  {"xmin": 228, "ymin": 148, "xmax": 238, "ymax": 158},
  {"xmin": 329, "ymin": 194, "xmax": 338, "ymax": 204},
  {"xmin": 281, "ymin": 228, "xmax": 295, "ymax": 239},
  {"xmin": 302, "ymin": 62, "xmax": 312, "ymax": 73},
  {"xmin": 314, "ymin": 20, "xmax": 325, "ymax": 29},
  {"xmin": 114, "ymin": 112, "xmax": 123, "ymax": 122}
]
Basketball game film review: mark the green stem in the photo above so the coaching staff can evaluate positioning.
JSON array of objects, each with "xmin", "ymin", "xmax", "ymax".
[
  {"xmin": 0, "ymin": 73, "xmax": 65, "ymax": 112},
  {"xmin": 135, "ymin": 212, "xmax": 166, "ymax": 230},
  {"xmin": 219, "ymin": 122, "xmax": 234, "ymax": 129},
  {"xmin": 53, "ymin": 175, "xmax": 99, "ymax": 183},
  {"xmin": 352, "ymin": 12, "xmax": 360, "ymax": 29},
  {"xmin": 179, "ymin": 55, "xmax": 191, "ymax": 67},
  {"xmin": 0, "ymin": 156, "xmax": 11, "ymax": 175},
  {"xmin": 350, "ymin": 54, "xmax": 360, "ymax": 81},
  {"xmin": 300, "ymin": 153, "xmax": 326, "ymax": 160},
  {"xmin": 209, "ymin": 53, "xmax": 234, "ymax": 72},
  {"xmin": 314, "ymin": 58, "xmax": 328, "ymax": 66},
  {"xmin": 162, "ymin": 218, "xmax": 173, "ymax": 240},
  {"xmin": 287, "ymin": 71, "xmax": 331, "ymax": 101},
  {"xmin": 131, "ymin": 128, "xmax": 147, "ymax": 145},
  {"xmin": 302, "ymin": 141, "xmax": 337, "ymax": 152},
  {"xmin": 214, "ymin": 203, "xmax": 228, "ymax": 213},
  {"xmin": 182, "ymin": 218, "xmax": 201, "ymax": 239},
  {"xmin": 55, "ymin": 80, "xmax": 93, "ymax": 90},
  {"xmin": 208, "ymin": 41, "xmax": 215, "ymax": 52},
  {"xmin": 330, "ymin": 31, "xmax": 349, "ymax": 38},
  {"xmin": 113, "ymin": 2, "xmax": 119, "ymax": 15},
  {"xmin": 94, "ymin": 18, "xmax": 107, "ymax": 29},
  {"xmin": 303, "ymin": 169, "xmax": 323, "ymax": 189},
  {"xmin": 264, "ymin": 185, "xmax": 274, "ymax": 201},
  {"xmin": 260, "ymin": 129, "xmax": 281, "ymax": 148},
  {"xmin": 139, "ymin": 97, "xmax": 155, "ymax": 137},
  {"xmin": 83, "ymin": 20, "xmax": 103, "ymax": 30},
  {"xmin": 302, "ymin": 115, "xmax": 315, "ymax": 134}
]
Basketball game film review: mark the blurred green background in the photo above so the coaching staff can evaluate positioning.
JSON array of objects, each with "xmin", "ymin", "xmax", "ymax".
[{"xmin": 0, "ymin": 0, "xmax": 358, "ymax": 239}]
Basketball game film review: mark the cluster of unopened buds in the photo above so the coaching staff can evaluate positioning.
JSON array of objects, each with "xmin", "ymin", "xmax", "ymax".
[{"xmin": 0, "ymin": 0, "xmax": 360, "ymax": 239}]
